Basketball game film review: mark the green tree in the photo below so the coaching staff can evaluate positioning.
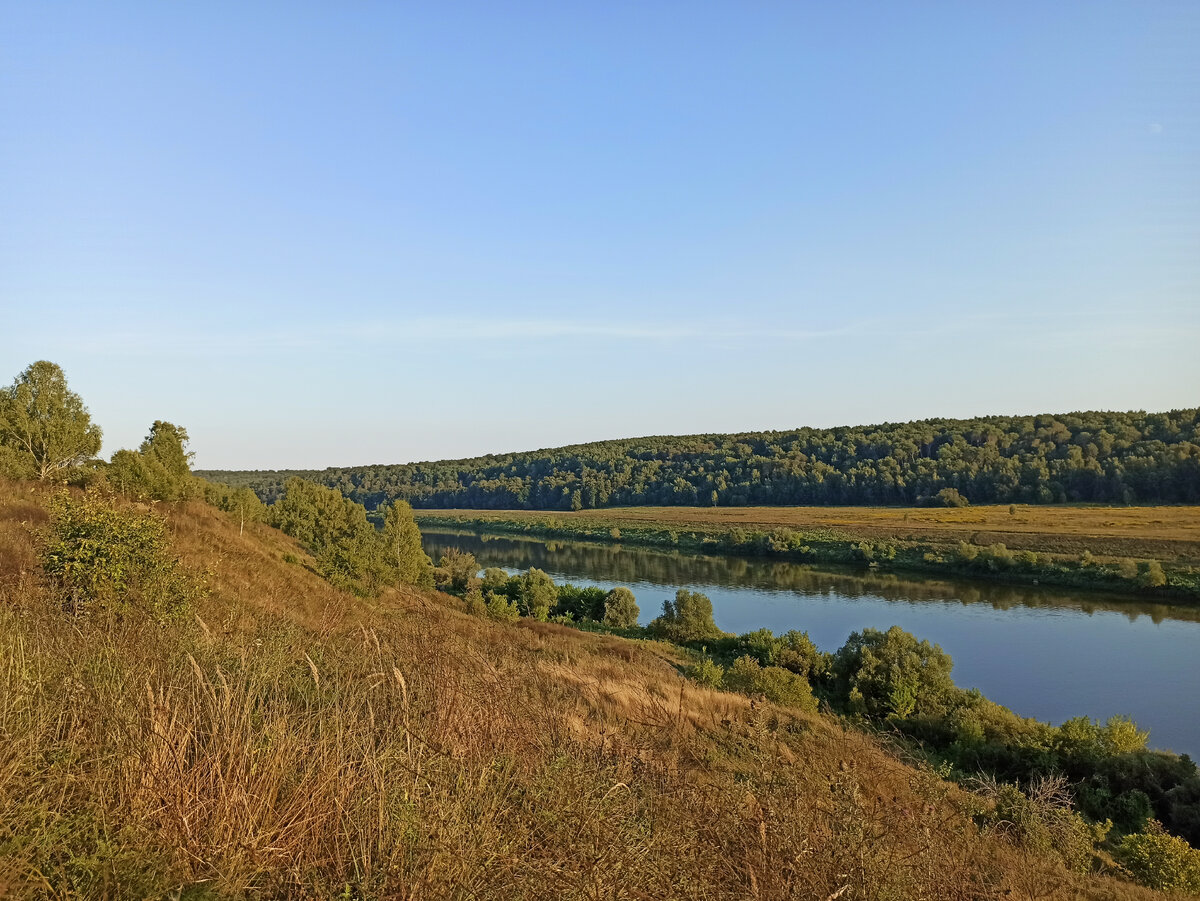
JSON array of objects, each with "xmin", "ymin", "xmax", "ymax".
[
  {"xmin": 0, "ymin": 361, "xmax": 102, "ymax": 481},
  {"xmin": 109, "ymin": 421, "xmax": 197, "ymax": 501},
  {"xmin": 602, "ymin": 586, "xmax": 639, "ymax": 628},
  {"xmin": 382, "ymin": 499, "xmax": 430, "ymax": 584},
  {"xmin": 515, "ymin": 567, "xmax": 557, "ymax": 621},
  {"xmin": 649, "ymin": 588, "xmax": 724, "ymax": 643},
  {"xmin": 833, "ymin": 625, "xmax": 955, "ymax": 719}
]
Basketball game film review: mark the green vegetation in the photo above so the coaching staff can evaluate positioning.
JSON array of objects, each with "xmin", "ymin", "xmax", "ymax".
[
  {"xmin": 201, "ymin": 407, "xmax": 1200, "ymax": 509},
  {"xmin": 0, "ymin": 360, "xmax": 102, "ymax": 482},
  {"xmin": 415, "ymin": 510, "xmax": 1200, "ymax": 601},
  {"xmin": 40, "ymin": 490, "xmax": 204, "ymax": 620}
]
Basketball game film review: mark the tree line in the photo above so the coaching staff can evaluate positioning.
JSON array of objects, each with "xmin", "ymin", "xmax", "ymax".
[{"xmin": 200, "ymin": 408, "xmax": 1200, "ymax": 510}]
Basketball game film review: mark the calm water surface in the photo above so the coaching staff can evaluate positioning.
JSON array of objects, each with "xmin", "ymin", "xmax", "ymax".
[{"xmin": 423, "ymin": 528, "xmax": 1200, "ymax": 756}]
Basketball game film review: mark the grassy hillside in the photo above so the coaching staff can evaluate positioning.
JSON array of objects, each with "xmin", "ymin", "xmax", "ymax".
[
  {"xmin": 0, "ymin": 480, "xmax": 1186, "ymax": 899},
  {"xmin": 198, "ymin": 407, "xmax": 1200, "ymax": 510}
]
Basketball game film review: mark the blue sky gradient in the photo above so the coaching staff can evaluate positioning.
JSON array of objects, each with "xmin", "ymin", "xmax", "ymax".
[{"xmin": 2, "ymin": 2, "xmax": 1197, "ymax": 468}]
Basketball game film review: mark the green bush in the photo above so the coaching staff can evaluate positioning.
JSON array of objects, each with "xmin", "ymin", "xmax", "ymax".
[
  {"xmin": 648, "ymin": 589, "xmax": 725, "ymax": 643},
  {"xmin": 722, "ymin": 655, "xmax": 818, "ymax": 711},
  {"xmin": 485, "ymin": 591, "xmax": 520, "ymax": 623},
  {"xmin": 41, "ymin": 490, "xmax": 202, "ymax": 620},
  {"xmin": 602, "ymin": 586, "xmax": 640, "ymax": 628},
  {"xmin": 1116, "ymin": 820, "xmax": 1200, "ymax": 894},
  {"xmin": 687, "ymin": 656, "xmax": 725, "ymax": 689},
  {"xmin": 833, "ymin": 625, "xmax": 954, "ymax": 719}
]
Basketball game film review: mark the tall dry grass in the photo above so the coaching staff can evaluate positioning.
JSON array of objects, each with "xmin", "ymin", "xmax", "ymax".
[{"xmin": 0, "ymin": 482, "xmax": 1168, "ymax": 898}]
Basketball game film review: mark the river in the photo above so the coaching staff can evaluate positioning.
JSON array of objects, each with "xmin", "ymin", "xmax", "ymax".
[{"xmin": 422, "ymin": 528, "xmax": 1200, "ymax": 756}]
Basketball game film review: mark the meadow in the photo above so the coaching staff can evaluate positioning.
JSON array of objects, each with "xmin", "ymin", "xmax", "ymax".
[{"xmin": 414, "ymin": 504, "xmax": 1200, "ymax": 564}]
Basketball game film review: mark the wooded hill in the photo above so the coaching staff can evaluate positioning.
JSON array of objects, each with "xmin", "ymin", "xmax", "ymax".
[{"xmin": 201, "ymin": 408, "xmax": 1200, "ymax": 511}]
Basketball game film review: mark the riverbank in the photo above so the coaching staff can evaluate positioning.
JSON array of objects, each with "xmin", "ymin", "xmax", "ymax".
[{"xmin": 413, "ymin": 506, "xmax": 1200, "ymax": 603}]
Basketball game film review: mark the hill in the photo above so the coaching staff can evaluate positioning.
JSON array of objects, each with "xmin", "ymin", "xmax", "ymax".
[
  {"xmin": 199, "ymin": 408, "xmax": 1200, "ymax": 511},
  {"xmin": 1, "ymin": 479, "xmax": 1186, "ymax": 899}
]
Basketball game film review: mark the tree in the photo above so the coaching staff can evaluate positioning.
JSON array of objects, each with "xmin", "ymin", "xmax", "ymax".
[
  {"xmin": 649, "ymin": 589, "xmax": 724, "ymax": 643},
  {"xmin": 833, "ymin": 625, "xmax": 955, "ymax": 719},
  {"xmin": 109, "ymin": 421, "xmax": 197, "ymax": 501},
  {"xmin": 602, "ymin": 586, "xmax": 639, "ymax": 628},
  {"xmin": 515, "ymin": 567, "xmax": 557, "ymax": 621},
  {"xmin": 382, "ymin": 499, "xmax": 430, "ymax": 584},
  {"xmin": 0, "ymin": 361, "xmax": 102, "ymax": 480}
]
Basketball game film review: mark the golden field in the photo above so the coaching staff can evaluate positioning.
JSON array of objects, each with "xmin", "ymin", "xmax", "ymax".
[{"xmin": 417, "ymin": 504, "xmax": 1200, "ymax": 565}]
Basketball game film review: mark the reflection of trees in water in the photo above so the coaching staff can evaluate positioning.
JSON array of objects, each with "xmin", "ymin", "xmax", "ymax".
[{"xmin": 422, "ymin": 529, "xmax": 1196, "ymax": 625}]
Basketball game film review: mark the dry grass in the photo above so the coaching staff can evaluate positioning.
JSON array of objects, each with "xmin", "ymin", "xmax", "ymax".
[
  {"xmin": 0, "ymin": 481, "xmax": 1170, "ymax": 899},
  {"xmin": 418, "ymin": 504, "xmax": 1200, "ymax": 564}
]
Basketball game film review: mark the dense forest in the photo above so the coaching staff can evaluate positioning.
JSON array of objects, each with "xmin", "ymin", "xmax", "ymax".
[{"xmin": 201, "ymin": 409, "xmax": 1200, "ymax": 510}]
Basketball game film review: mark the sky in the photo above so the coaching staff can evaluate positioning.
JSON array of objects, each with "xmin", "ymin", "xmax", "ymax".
[{"xmin": 2, "ymin": 2, "xmax": 1198, "ymax": 470}]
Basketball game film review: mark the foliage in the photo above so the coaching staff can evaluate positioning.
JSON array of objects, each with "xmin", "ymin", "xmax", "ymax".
[
  {"xmin": 0, "ymin": 361, "xmax": 102, "ymax": 481},
  {"xmin": 514, "ymin": 567, "xmax": 557, "ymax": 621},
  {"xmin": 976, "ymin": 776, "xmax": 1107, "ymax": 875},
  {"xmin": 721, "ymin": 655, "xmax": 818, "ymax": 710},
  {"xmin": 201, "ymin": 408, "xmax": 1200, "ymax": 509},
  {"xmin": 602, "ymin": 586, "xmax": 640, "ymax": 628},
  {"xmin": 1115, "ymin": 821, "xmax": 1200, "ymax": 894},
  {"xmin": 269, "ymin": 477, "xmax": 418, "ymax": 596},
  {"xmin": 648, "ymin": 589, "xmax": 725, "ymax": 643},
  {"xmin": 382, "ymin": 499, "xmax": 431, "ymax": 585},
  {"xmin": 686, "ymin": 656, "xmax": 725, "ymax": 688},
  {"xmin": 40, "ymin": 491, "xmax": 200, "ymax": 620},
  {"xmin": 832, "ymin": 625, "xmax": 955, "ymax": 719},
  {"xmin": 109, "ymin": 421, "xmax": 198, "ymax": 502},
  {"xmin": 484, "ymin": 590, "xmax": 520, "ymax": 623}
]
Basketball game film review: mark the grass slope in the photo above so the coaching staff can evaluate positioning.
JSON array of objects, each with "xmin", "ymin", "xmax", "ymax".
[{"xmin": 0, "ymin": 481, "xmax": 1167, "ymax": 899}]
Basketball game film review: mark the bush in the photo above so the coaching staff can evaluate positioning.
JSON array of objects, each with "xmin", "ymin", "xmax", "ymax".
[
  {"xmin": 833, "ymin": 625, "xmax": 954, "ymax": 719},
  {"xmin": 481, "ymin": 567, "xmax": 511, "ymax": 593},
  {"xmin": 1116, "ymin": 821, "xmax": 1200, "ymax": 893},
  {"xmin": 464, "ymin": 587, "xmax": 488, "ymax": 617},
  {"xmin": 485, "ymin": 590, "xmax": 520, "ymax": 623},
  {"xmin": 41, "ymin": 490, "xmax": 202, "ymax": 620},
  {"xmin": 438, "ymin": 549, "xmax": 480, "ymax": 593},
  {"xmin": 687, "ymin": 656, "xmax": 725, "ymax": 689},
  {"xmin": 977, "ymin": 776, "xmax": 1105, "ymax": 875},
  {"xmin": 1138, "ymin": 560, "xmax": 1167, "ymax": 589},
  {"xmin": 515, "ymin": 568, "xmax": 556, "ymax": 621},
  {"xmin": 648, "ymin": 589, "xmax": 725, "ymax": 643},
  {"xmin": 602, "ymin": 586, "xmax": 639, "ymax": 628},
  {"xmin": 722, "ymin": 656, "xmax": 817, "ymax": 711}
]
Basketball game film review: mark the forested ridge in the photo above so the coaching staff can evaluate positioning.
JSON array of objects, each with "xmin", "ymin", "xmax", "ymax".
[{"xmin": 201, "ymin": 408, "xmax": 1200, "ymax": 510}]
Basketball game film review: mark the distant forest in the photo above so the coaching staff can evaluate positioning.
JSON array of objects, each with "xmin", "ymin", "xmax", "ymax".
[{"xmin": 200, "ymin": 409, "xmax": 1200, "ymax": 511}]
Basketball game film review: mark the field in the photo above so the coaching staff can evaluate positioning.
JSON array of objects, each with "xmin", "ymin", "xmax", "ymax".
[{"xmin": 416, "ymin": 504, "xmax": 1200, "ymax": 565}]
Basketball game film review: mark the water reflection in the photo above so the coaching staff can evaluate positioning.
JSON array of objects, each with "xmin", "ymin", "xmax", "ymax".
[{"xmin": 423, "ymin": 529, "xmax": 1198, "ymax": 625}]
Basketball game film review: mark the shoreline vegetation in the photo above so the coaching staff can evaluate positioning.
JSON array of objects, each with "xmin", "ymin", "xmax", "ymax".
[{"xmin": 411, "ymin": 506, "xmax": 1200, "ymax": 604}]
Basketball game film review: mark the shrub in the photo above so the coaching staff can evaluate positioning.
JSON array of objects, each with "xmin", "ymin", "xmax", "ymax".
[
  {"xmin": 40, "ymin": 490, "xmax": 201, "ymax": 620},
  {"xmin": 485, "ymin": 591, "xmax": 520, "ymax": 623},
  {"xmin": 977, "ymin": 776, "xmax": 1105, "ymax": 875},
  {"xmin": 833, "ymin": 625, "xmax": 954, "ymax": 719},
  {"xmin": 723, "ymin": 655, "xmax": 818, "ymax": 711},
  {"xmin": 438, "ymin": 549, "xmax": 480, "ymax": 593},
  {"xmin": 464, "ymin": 587, "xmax": 488, "ymax": 617},
  {"xmin": 687, "ymin": 656, "xmax": 725, "ymax": 689},
  {"xmin": 1138, "ymin": 560, "xmax": 1167, "ymax": 589},
  {"xmin": 515, "ymin": 568, "xmax": 556, "ymax": 621},
  {"xmin": 648, "ymin": 589, "xmax": 725, "ymax": 643},
  {"xmin": 481, "ymin": 567, "xmax": 511, "ymax": 593},
  {"xmin": 1116, "ymin": 821, "xmax": 1200, "ymax": 893},
  {"xmin": 602, "ymin": 586, "xmax": 639, "ymax": 628}
]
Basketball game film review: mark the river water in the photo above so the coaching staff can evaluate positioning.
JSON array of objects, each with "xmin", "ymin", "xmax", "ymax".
[{"xmin": 422, "ymin": 528, "xmax": 1200, "ymax": 756}]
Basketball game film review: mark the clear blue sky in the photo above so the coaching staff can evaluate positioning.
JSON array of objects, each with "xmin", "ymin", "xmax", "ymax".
[{"xmin": 3, "ymin": 2, "xmax": 1197, "ymax": 469}]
